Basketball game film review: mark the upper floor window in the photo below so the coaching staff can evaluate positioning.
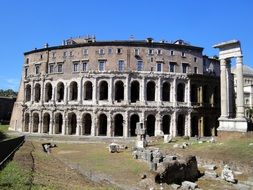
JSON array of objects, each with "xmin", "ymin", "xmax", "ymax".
[
  {"xmin": 40, "ymin": 54, "xmax": 43, "ymax": 60},
  {"xmin": 57, "ymin": 64, "xmax": 63, "ymax": 73},
  {"xmin": 99, "ymin": 61, "xmax": 106, "ymax": 71},
  {"xmin": 170, "ymin": 50, "xmax": 174, "ymax": 56},
  {"xmin": 26, "ymin": 58, "xmax": 29, "ymax": 64},
  {"xmin": 134, "ymin": 48, "xmax": 140, "ymax": 55},
  {"xmin": 169, "ymin": 62, "xmax": 176, "ymax": 72},
  {"xmin": 182, "ymin": 63, "xmax": 189, "ymax": 73},
  {"xmin": 83, "ymin": 48, "xmax": 88, "ymax": 55},
  {"xmin": 108, "ymin": 48, "xmax": 113, "ymax": 54},
  {"xmin": 24, "ymin": 67, "xmax": 28, "ymax": 77},
  {"xmin": 136, "ymin": 60, "xmax": 143, "ymax": 71},
  {"xmin": 73, "ymin": 62, "xmax": 79, "ymax": 72},
  {"xmin": 118, "ymin": 60, "xmax": 125, "ymax": 71},
  {"xmin": 52, "ymin": 52, "xmax": 56, "ymax": 59},
  {"xmin": 63, "ymin": 51, "xmax": 67, "ymax": 57},
  {"xmin": 117, "ymin": 48, "xmax": 122, "ymax": 54},
  {"xmin": 69, "ymin": 51, "xmax": 73, "ymax": 57},
  {"xmin": 98, "ymin": 48, "xmax": 105, "ymax": 55},
  {"xmin": 194, "ymin": 57, "xmax": 197, "ymax": 62},
  {"xmin": 35, "ymin": 65, "xmax": 40, "ymax": 75},
  {"xmin": 157, "ymin": 49, "xmax": 162, "ymax": 55},
  {"xmin": 148, "ymin": 49, "xmax": 154, "ymax": 55},
  {"xmin": 49, "ymin": 65, "xmax": 54, "ymax": 73},
  {"xmin": 181, "ymin": 52, "xmax": 186, "ymax": 57},
  {"xmin": 82, "ymin": 61, "xmax": 88, "ymax": 71},
  {"xmin": 156, "ymin": 63, "xmax": 162, "ymax": 72},
  {"xmin": 194, "ymin": 67, "xmax": 198, "ymax": 74}
]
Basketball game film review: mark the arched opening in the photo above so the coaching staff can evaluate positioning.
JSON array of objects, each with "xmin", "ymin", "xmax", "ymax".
[
  {"xmin": 115, "ymin": 81, "xmax": 124, "ymax": 102},
  {"xmin": 70, "ymin": 81, "xmax": 78, "ymax": 101},
  {"xmin": 177, "ymin": 114, "xmax": 185, "ymax": 136},
  {"xmin": 98, "ymin": 114, "xmax": 107, "ymax": 136},
  {"xmin": 114, "ymin": 114, "xmax": 123, "ymax": 136},
  {"xmin": 147, "ymin": 115, "xmax": 155, "ymax": 136},
  {"xmin": 191, "ymin": 84, "xmax": 198, "ymax": 103},
  {"xmin": 25, "ymin": 84, "xmax": 31, "ymax": 102},
  {"xmin": 99, "ymin": 81, "xmax": 108, "ymax": 100},
  {"xmin": 43, "ymin": 113, "xmax": 50, "ymax": 133},
  {"xmin": 34, "ymin": 83, "xmax": 41, "ymax": 102},
  {"xmin": 147, "ymin": 81, "xmax": 156, "ymax": 101},
  {"xmin": 24, "ymin": 113, "xmax": 29, "ymax": 132},
  {"xmin": 57, "ymin": 82, "xmax": 64, "ymax": 102},
  {"xmin": 84, "ymin": 81, "xmax": 93, "ymax": 100},
  {"xmin": 162, "ymin": 115, "xmax": 170, "ymax": 134},
  {"xmin": 204, "ymin": 117, "xmax": 211, "ymax": 136},
  {"xmin": 33, "ymin": 113, "xmax": 39, "ymax": 133},
  {"xmin": 55, "ymin": 113, "xmax": 63, "ymax": 134},
  {"xmin": 191, "ymin": 116, "xmax": 199, "ymax": 137},
  {"xmin": 131, "ymin": 81, "xmax": 140, "ymax": 102},
  {"xmin": 177, "ymin": 83, "xmax": 185, "ymax": 102},
  {"xmin": 130, "ymin": 114, "xmax": 139, "ymax": 136},
  {"xmin": 162, "ymin": 82, "xmax": 170, "ymax": 101},
  {"xmin": 68, "ymin": 113, "xmax": 77, "ymax": 135},
  {"xmin": 45, "ymin": 83, "xmax": 53, "ymax": 102},
  {"xmin": 82, "ymin": 113, "xmax": 92, "ymax": 135},
  {"xmin": 203, "ymin": 85, "xmax": 209, "ymax": 104}
]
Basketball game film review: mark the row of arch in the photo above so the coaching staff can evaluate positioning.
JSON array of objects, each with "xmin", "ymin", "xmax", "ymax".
[
  {"xmin": 25, "ymin": 80, "xmax": 186, "ymax": 103},
  {"xmin": 23, "ymin": 111, "xmax": 217, "ymax": 137}
]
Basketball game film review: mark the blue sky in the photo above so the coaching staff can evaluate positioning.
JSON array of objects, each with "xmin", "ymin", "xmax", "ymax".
[{"xmin": 0, "ymin": 0, "xmax": 252, "ymax": 90}]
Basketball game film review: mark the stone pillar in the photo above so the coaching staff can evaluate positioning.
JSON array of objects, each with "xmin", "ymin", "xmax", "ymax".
[
  {"xmin": 29, "ymin": 113, "xmax": 32, "ymax": 133},
  {"xmin": 220, "ymin": 59, "xmax": 228, "ymax": 118},
  {"xmin": 109, "ymin": 78, "xmax": 113, "ymax": 104},
  {"xmin": 156, "ymin": 77, "xmax": 161, "ymax": 104},
  {"xmin": 141, "ymin": 78, "xmax": 146, "ymax": 104},
  {"xmin": 92, "ymin": 79, "xmax": 97, "ymax": 104},
  {"xmin": 236, "ymin": 56, "xmax": 245, "ymax": 118},
  {"xmin": 76, "ymin": 117, "xmax": 81, "ymax": 136},
  {"xmin": 155, "ymin": 112, "xmax": 163, "ymax": 136},
  {"xmin": 171, "ymin": 111, "xmax": 176, "ymax": 137},
  {"xmin": 49, "ymin": 114, "xmax": 53, "ymax": 135},
  {"xmin": 41, "ymin": 79, "xmax": 44, "ymax": 105},
  {"xmin": 172, "ymin": 78, "xmax": 177, "ymax": 106},
  {"xmin": 187, "ymin": 80, "xmax": 191, "ymax": 106},
  {"xmin": 78, "ymin": 78, "xmax": 83, "ymax": 104},
  {"xmin": 199, "ymin": 116, "xmax": 204, "ymax": 137},
  {"xmin": 125, "ymin": 77, "xmax": 130, "ymax": 104},
  {"xmin": 187, "ymin": 112, "xmax": 191, "ymax": 136},
  {"xmin": 123, "ymin": 112, "xmax": 129, "ymax": 137},
  {"xmin": 107, "ymin": 114, "xmax": 112, "ymax": 137},
  {"xmin": 62, "ymin": 113, "xmax": 67, "ymax": 135},
  {"xmin": 91, "ymin": 111, "xmax": 96, "ymax": 136},
  {"xmin": 64, "ymin": 85, "xmax": 68, "ymax": 104}
]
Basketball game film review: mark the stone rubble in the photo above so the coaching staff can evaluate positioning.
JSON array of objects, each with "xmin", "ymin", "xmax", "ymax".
[
  {"xmin": 181, "ymin": 181, "xmax": 198, "ymax": 190},
  {"xmin": 221, "ymin": 165, "xmax": 237, "ymax": 183}
]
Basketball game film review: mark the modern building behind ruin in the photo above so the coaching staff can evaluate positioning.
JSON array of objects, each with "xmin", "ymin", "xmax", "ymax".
[{"xmin": 9, "ymin": 36, "xmax": 220, "ymax": 137}]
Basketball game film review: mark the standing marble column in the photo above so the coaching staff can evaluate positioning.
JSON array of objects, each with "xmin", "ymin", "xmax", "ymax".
[
  {"xmin": 236, "ymin": 56, "xmax": 245, "ymax": 118},
  {"xmin": 220, "ymin": 59, "xmax": 228, "ymax": 118}
]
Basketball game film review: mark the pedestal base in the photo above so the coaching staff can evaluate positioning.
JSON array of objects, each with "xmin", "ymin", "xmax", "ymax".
[
  {"xmin": 218, "ymin": 117, "xmax": 248, "ymax": 133},
  {"xmin": 155, "ymin": 130, "xmax": 164, "ymax": 136},
  {"xmin": 136, "ymin": 140, "xmax": 147, "ymax": 149}
]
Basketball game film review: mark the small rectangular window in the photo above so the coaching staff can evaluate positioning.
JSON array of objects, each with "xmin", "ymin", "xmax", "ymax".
[
  {"xmin": 63, "ymin": 51, "xmax": 67, "ymax": 57},
  {"xmin": 134, "ymin": 48, "xmax": 139, "ymax": 55},
  {"xmin": 181, "ymin": 52, "xmax": 186, "ymax": 57},
  {"xmin": 57, "ymin": 64, "xmax": 63, "ymax": 73},
  {"xmin": 73, "ymin": 62, "xmax": 79, "ymax": 72},
  {"xmin": 118, "ymin": 60, "xmax": 125, "ymax": 71},
  {"xmin": 70, "ymin": 51, "xmax": 73, "ymax": 57},
  {"xmin": 157, "ymin": 49, "xmax": 162, "ymax": 55},
  {"xmin": 99, "ymin": 61, "xmax": 105, "ymax": 71},
  {"xmin": 194, "ymin": 67, "xmax": 198, "ymax": 74},
  {"xmin": 49, "ymin": 65, "xmax": 54, "ymax": 73},
  {"xmin": 136, "ymin": 60, "xmax": 143, "ymax": 71},
  {"xmin": 35, "ymin": 65, "xmax": 40, "ymax": 75},
  {"xmin": 82, "ymin": 61, "xmax": 88, "ymax": 71},
  {"xmin": 52, "ymin": 52, "xmax": 56, "ymax": 58},
  {"xmin": 26, "ymin": 58, "xmax": 29, "ymax": 64},
  {"xmin": 169, "ymin": 62, "xmax": 176, "ymax": 72},
  {"xmin": 99, "ymin": 49, "xmax": 105, "ymax": 55},
  {"xmin": 157, "ymin": 63, "xmax": 162, "ymax": 72},
  {"xmin": 182, "ymin": 63, "xmax": 188, "ymax": 73},
  {"xmin": 148, "ymin": 49, "xmax": 154, "ymax": 55},
  {"xmin": 83, "ymin": 48, "xmax": 88, "ymax": 55},
  {"xmin": 194, "ymin": 57, "xmax": 197, "ymax": 62},
  {"xmin": 117, "ymin": 48, "xmax": 122, "ymax": 54},
  {"xmin": 108, "ymin": 48, "xmax": 113, "ymax": 54},
  {"xmin": 40, "ymin": 54, "xmax": 43, "ymax": 60},
  {"xmin": 170, "ymin": 50, "xmax": 174, "ymax": 56},
  {"xmin": 25, "ymin": 68, "xmax": 28, "ymax": 77}
]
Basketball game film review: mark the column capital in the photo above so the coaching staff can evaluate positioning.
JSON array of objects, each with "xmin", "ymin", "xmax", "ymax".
[{"xmin": 236, "ymin": 55, "xmax": 243, "ymax": 64}]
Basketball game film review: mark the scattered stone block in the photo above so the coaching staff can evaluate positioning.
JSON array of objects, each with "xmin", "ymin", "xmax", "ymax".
[
  {"xmin": 171, "ymin": 183, "xmax": 181, "ymax": 189},
  {"xmin": 149, "ymin": 162, "xmax": 157, "ymax": 171},
  {"xmin": 173, "ymin": 144, "xmax": 179, "ymax": 148},
  {"xmin": 248, "ymin": 143, "xmax": 253, "ymax": 146},
  {"xmin": 221, "ymin": 165, "xmax": 237, "ymax": 183},
  {"xmin": 203, "ymin": 164, "xmax": 216, "ymax": 170},
  {"xmin": 164, "ymin": 135, "xmax": 172, "ymax": 143},
  {"xmin": 164, "ymin": 155, "xmax": 177, "ymax": 162},
  {"xmin": 182, "ymin": 181, "xmax": 198, "ymax": 189},
  {"xmin": 204, "ymin": 170, "xmax": 218, "ymax": 178},
  {"xmin": 233, "ymin": 183, "xmax": 251, "ymax": 190},
  {"xmin": 108, "ymin": 143, "xmax": 120, "ymax": 153}
]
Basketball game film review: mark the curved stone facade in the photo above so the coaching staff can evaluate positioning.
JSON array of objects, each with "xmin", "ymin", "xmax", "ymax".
[{"xmin": 10, "ymin": 38, "xmax": 220, "ymax": 137}]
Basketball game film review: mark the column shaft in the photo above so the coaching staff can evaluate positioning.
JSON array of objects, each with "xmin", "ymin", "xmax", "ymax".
[
  {"xmin": 220, "ymin": 59, "xmax": 228, "ymax": 118},
  {"xmin": 236, "ymin": 56, "xmax": 245, "ymax": 118}
]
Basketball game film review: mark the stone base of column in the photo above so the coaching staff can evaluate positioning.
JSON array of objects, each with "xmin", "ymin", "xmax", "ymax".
[
  {"xmin": 218, "ymin": 117, "xmax": 248, "ymax": 133},
  {"xmin": 155, "ymin": 130, "xmax": 164, "ymax": 136}
]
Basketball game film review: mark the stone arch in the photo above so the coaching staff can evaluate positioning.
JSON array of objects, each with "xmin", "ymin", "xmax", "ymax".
[
  {"xmin": 130, "ymin": 114, "xmax": 139, "ymax": 136},
  {"xmin": 147, "ymin": 114, "xmax": 155, "ymax": 136},
  {"xmin": 114, "ymin": 114, "xmax": 123, "ymax": 136},
  {"xmin": 147, "ymin": 81, "xmax": 156, "ymax": 101},
  {"xmin": 115, "ymin": 81, "xmax": 124, "ymax": 102},
  {"xmin": 69, "ymin": 81, "xmax": 78, "ymax": 101},
  {"xmin": 191, "ymin": 84, "xmax": 198, "ymax": 103},
  {"xmin": 25, "ymin": 84, "xmax": 31, "ymax": 102},
  {"xmin": 162, "ymin": 81, "xmax": 170, "ymax": 102},
  {"xmin": 34, "ymin": 83, "xmax": 41, "ymax": 102},
  {"xmin": 83, "ymin": 81, "xmax": 93, "ymax": 100},
  {"xmin": 177, "ymin": 114, "xmax": 185, "ymax": 136},
  {"xmin": 191, "ymin": 116, "xmax": 199, "ymax": 137},
  {"xmin": 57, "ymin": 82, "xmax": 64, "ymax": 102},
  {"xmin": 68, "ymin": 112, "xmax": 77, "ymax": 135},
  {"xmin": 55, "ymin": 113, "xmax": 63, "ymax": 134},
  {"xmin": 32, "ymin": 112, "xmax": 39, "ymax": 133},
  {"xmin": 131, "ymin": 80, "xmax": 140, "ymax": 102},
  {"xmin": 99, "ymin": 81, "xmax": 108, "ymax": 100},
  {"xmin": 162, "ymin": 115, "xmax": 170, "ymax": 135},
  {"xmin": 177, "ymin": 83, "xmax": 185, "ymax": 102},
  {"xmin": 82, "ymin": 113, "xmax": 92, "ymax": 135},
  {"xmin": 24, "ymin": 113, "xmax": 29, "ymax": 132},
  {"xmin": 98, "ymin": 113, "xmax": 107, "ymax": 136},
  {"xmin": 45, "ymin": 82, "xmax": 53, "ymax": 102},
  {"xmin": 43, "ymin": 113, "xmax": 50, "ymax": 133},
  {"xmin": 204, "ymin": 116, "xmax": 211, "ymax": 136}
]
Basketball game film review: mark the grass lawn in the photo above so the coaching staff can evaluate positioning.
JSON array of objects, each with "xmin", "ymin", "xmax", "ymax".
[{"xmin": 0, "ymin": 125, "xmax": 9, "ymax": 141}]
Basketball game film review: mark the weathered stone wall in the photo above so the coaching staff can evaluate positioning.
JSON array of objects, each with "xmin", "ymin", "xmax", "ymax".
[{"xmin": 0, "ymin": 97, "xmax": 16, "ymax": 124}]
